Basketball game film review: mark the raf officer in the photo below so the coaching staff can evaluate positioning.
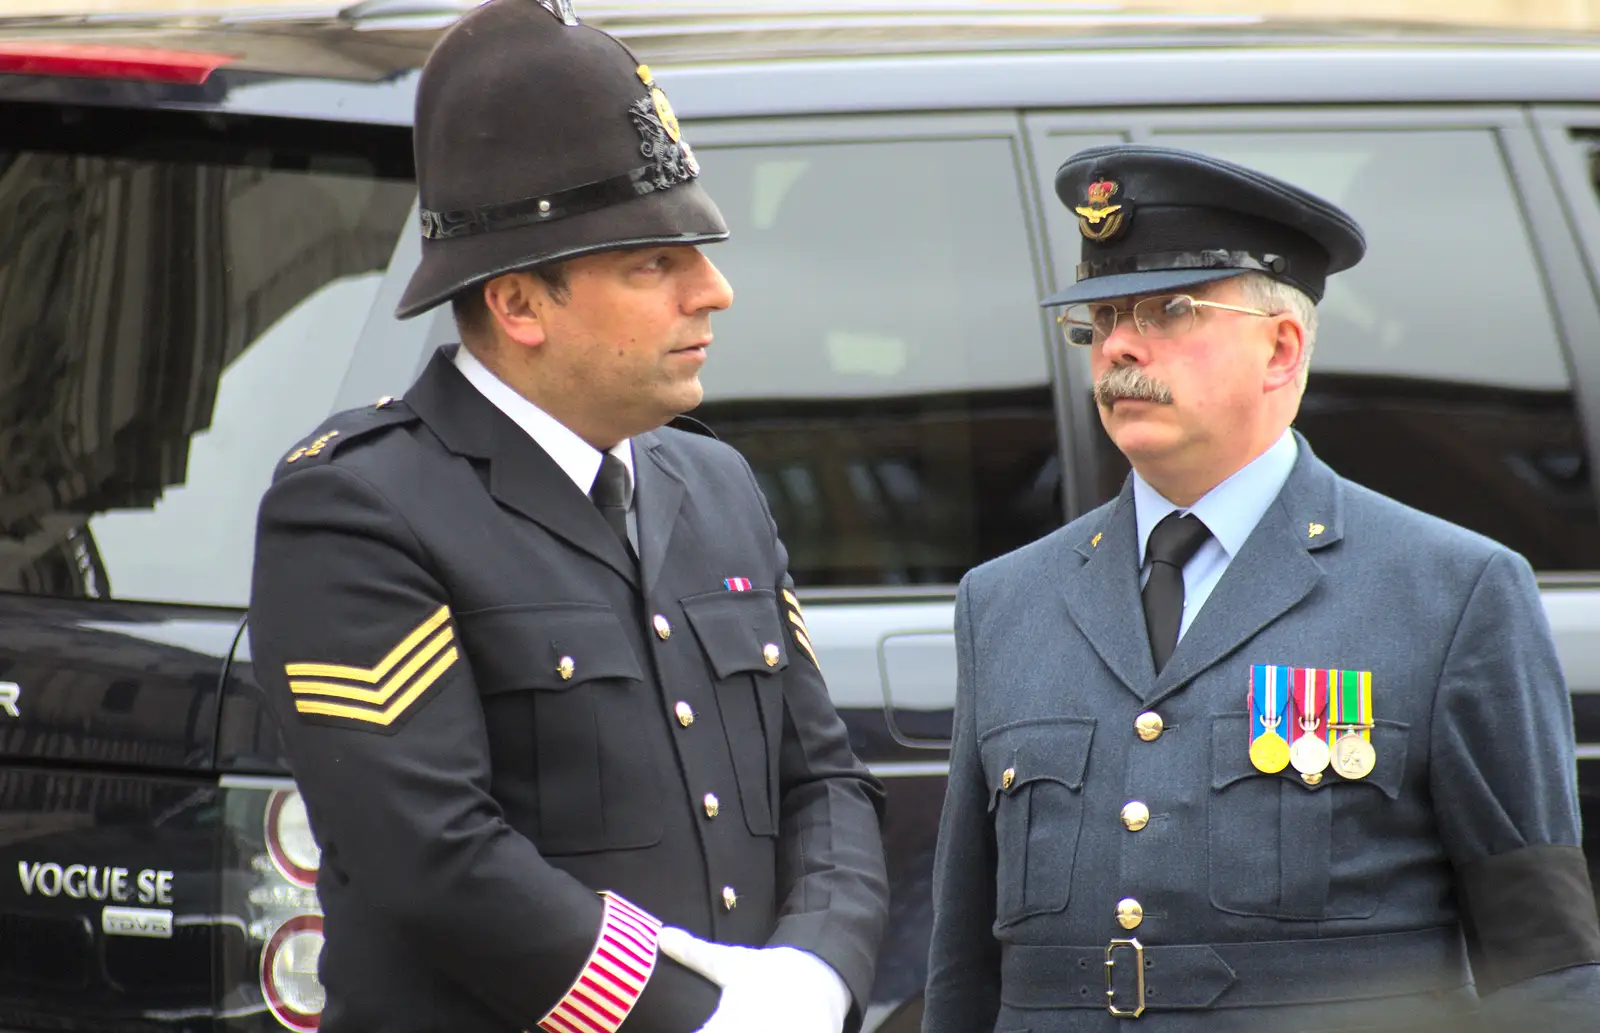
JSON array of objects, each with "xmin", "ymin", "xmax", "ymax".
[
  {"xmin": 246, "ymin": 3, "xmax": 888, "ymax": 1033},
  {"xmin": 923, "ymin": 144, "xmax": 1600, "ymax": 1033}
]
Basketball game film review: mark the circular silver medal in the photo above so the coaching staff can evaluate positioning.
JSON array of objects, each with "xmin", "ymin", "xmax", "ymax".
[{"xmin": 1289, "ymin": 733, "xmax": 1331, "ymax": 776}]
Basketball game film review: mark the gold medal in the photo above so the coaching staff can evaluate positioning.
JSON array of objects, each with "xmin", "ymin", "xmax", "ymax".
[
  {"xmin": 1331, "ymin": 731, "xmax": 1376, "ymax": 780},
  {"xmin": 1249, "ymin": 730, "xmax": 1290, "ymax": 774},
  {"xmin": 1289, "ymin": 733, "xmax": 1331, "ymax": 776}
]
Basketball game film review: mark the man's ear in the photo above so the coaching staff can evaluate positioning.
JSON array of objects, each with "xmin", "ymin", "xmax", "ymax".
[
  {"xmin": 1262, "ymin": 313, "xmax": 1306, "ymax": 393},
  {"xmin": 483, "ymin": 272, "xmax": 549, "ymax": 349}
]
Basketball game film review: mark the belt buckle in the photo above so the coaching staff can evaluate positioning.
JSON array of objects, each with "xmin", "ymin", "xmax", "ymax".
[{"xmin": 1104, "ymin": 938, "xmax": 1146, "ymax": 1019}]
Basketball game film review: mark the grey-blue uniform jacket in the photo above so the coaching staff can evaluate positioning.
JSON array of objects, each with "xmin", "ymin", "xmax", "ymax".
[
  {"xmin": 248, "ymin": 347, "xmax": 889, "ymax": 1033},
  {"xmin": 924, "ymin": 433, "xmax": 1600, "ymax": 1033}
]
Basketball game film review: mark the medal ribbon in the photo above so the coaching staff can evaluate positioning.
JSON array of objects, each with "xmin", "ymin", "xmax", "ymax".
[
  {"xmin": 1327, "ymin": 669, "xmax": 1373, "ymax": 743},
  {"xmin": 1292, "ymin": 668, "xmax": 1327, "ymax": 741},
  {"xmin": 1250, "ymin": 665, "xmax": 1287, "ymax": 743}
]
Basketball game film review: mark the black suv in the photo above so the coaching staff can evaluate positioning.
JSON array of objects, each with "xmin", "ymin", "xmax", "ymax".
[{"xmin": 1, "ymin": 3, "xmax": 1599, "ymax": 1032}]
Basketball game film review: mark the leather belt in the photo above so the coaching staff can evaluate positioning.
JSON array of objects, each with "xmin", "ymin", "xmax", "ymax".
[{"xmin": 999, "ymin": 926, "xmax": 1470, "ymax": 1014}]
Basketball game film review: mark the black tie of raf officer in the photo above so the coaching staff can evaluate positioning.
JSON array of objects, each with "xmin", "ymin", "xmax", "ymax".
[
  {"xmin": 1142, "ymin": 512, "xmax": 1213, "ymax": 674},
  {"xmin": 590, "ymin": 452, "xmax": 635, "ymax": 561}
]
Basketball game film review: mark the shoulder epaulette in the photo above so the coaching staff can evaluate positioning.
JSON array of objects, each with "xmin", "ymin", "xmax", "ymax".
[
  {"xmin": 276, "ymin": 396, "xmax": 418, "ymax": 475},
  {"xmin": 666, "ymin": 413, "xmax": 718, "ymax": 440}
]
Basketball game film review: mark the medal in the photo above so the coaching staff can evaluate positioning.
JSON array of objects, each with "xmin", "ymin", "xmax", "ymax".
[
  {"xmin": 1248, "ymin": 665, "xmax": 1290, "ymax": 774},
  {"xmin": 1332, "ymin": 731, "xmax": 1377, "ymax": 780},
  {"xmin": 1250, "ymin": 732, "xmax": 1290, "ymax": 774},
  {"xmin": 1327, "ymin": 669, "xmax": 1375, "ymax": 780},
  {"xmin": 1289, "ymin": 667, "xmax": 1330, "ymax": 777}
]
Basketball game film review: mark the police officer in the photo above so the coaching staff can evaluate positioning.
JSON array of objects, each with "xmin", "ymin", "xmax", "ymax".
[
  {"xmin": 247, "ymin": 3, "xmax": 888, "ymax": 1032},
  {"xmin": 922, "ymin": 144, "xmax": 1600, "ymax": 1033}
]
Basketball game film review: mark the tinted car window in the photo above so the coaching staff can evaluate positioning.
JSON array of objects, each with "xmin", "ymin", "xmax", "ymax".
[
  {"xmin": 689, "ymin": 137, "xmax": 1059, "ymax": 586},
  {"xmin": 0, "ymin": 105, "xmax": 415, "ymax": 606},
  {"xmin": 1083, "ymin": 128, "xmax": 1599, "ymax": 571}
]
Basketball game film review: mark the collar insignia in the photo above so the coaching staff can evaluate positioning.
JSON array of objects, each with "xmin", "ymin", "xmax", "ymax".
[{"xmin": 1075, "ymin": 178, "xmax": 1127, "ymax": 242}]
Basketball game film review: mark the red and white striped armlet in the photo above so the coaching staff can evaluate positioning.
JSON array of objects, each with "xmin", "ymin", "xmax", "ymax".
[{"xmin": 536, "ymin": 892, "xmax": 663, "ymax": 1033}]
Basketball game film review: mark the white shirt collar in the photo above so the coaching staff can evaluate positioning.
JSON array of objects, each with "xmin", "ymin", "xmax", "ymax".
[
  {"xmin": 1133, "ymin": 430, "xmax": 1299, "ymax": 565},
  {"xmin": 452, "ymin": 345, "xmax": 634, "ymax": 504}
]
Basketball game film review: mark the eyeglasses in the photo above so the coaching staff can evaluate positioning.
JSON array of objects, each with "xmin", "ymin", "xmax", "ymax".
[{"xmin": 1056, "ymin": 293, "xmax": 1275, "ymax": 347}]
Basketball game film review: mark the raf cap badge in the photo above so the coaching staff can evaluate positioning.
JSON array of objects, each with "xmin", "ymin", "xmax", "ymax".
[
  {"xmin": 1075, "ymin": 178, "xmax": 1127, "ymax": 242},
  {"xmin": 533, "ymin": 0, "xmax": 580, "ymax": 26}
]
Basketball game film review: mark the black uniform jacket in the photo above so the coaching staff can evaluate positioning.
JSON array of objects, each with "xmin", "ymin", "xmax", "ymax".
[{"xmin": 248, "ymin": 347, "xmax": 890, "ymax": 1033}]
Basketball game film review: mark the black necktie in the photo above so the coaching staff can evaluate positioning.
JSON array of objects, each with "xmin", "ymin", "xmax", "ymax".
[
  {"xmin": 1142, "ymin": 512, "xmax": 1213, "ymax": 674},
  {"xmin": 590, "ymin": 452, "xmax": 635, "ymax": 559}
]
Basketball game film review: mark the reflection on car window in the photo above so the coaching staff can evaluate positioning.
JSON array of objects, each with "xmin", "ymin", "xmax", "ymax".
[
  {"xmin": 1082, "ymin": 128, "xmax": 1598, "ymax": 571},
  {"xmin": 690, "ymin": 136, "xmax": 1060, "ymax": 586},
  {"xmin": 0, "ymin": 106, "xmax": 416, "ymax": 605}
]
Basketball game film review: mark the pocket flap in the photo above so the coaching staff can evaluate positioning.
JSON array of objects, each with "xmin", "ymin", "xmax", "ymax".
[
  {"xmin": 1211, "ymin": 712, "xmax": 1408, "ymax": 799},
  {"xmin": 454, "ymin": 604, "xmax": 643, "ymax": 694},
  {"xmin": 980, "ymin": 718, "xmax": 1096, "ymax": 806},
  {"xmin": 680, "ymin": 589, "xmax": 789, "ymax": 680}
]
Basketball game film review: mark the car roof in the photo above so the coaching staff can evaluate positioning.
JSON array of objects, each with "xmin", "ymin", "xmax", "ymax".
[{"xmin": 3, "ymin": 0, "xmax": 1600, "ymax": 123}]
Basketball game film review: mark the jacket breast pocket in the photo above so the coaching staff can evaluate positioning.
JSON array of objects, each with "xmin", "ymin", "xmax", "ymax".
[
  {"xmin": 1207, "ymin": 712, "xmax": 1409, "ymax": 920},
  {"xmin": 455, "ymin": 603, "xmax": 661, "ymax": 856},
  {"xmin": 680, "ymin": 589, "xmax": 786, "ymax": 837},
  {"xmin": 980, "ymin": 718, "xmax": 1095, "ymax": 927}
]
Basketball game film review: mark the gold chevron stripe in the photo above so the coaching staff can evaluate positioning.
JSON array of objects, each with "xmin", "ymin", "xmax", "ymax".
[
  {"xmin": 787, "ymin": 609, "xmax": 811, "ymax": 637},
  {"xmin": 284, "ymin": 606, "xmax": 451, "ymax": 683},
  {"xmin": 792, "ymin": 627, "xmax": 820, "ymax": 668},
  {"xmin": 782, "ymin": 589, "xmax": 802, "ymax": 612},
  {"xmin": 295, "ymin": 647, "xmax": 459, "ymax": 727},
  {"xmin": 290, "ymin": 626, "xmax": 455, "ymax": 704}
]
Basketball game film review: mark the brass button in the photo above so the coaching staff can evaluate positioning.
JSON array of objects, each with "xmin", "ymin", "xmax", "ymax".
[
  {"xmin": 1302, "ymin": 771, "xmax": 1323, "ymax": 786},
  {"xmin": 703, "ymin": 793, "xmax": 720, "ymax": 818},
  {"xmin": 1001, "ymin": 767, "xmax": 1015, "ymax": 791},
  {"xmin": 1135, "ymin": 712, "xmax": 1165, "ymax": 742},
  {"xmin": 557, "ymin": 656, "xmax": 575, "ymax": 681},
  {"xmin": 763, "ymin": 643, "xmax": 780, "ymax": 667},
  {"xmin": 375, "ymin": 395, "xmax": 394, "ymax": 408},
  {"xmin": 722, "ymin": 886, "xmax": 738, "ymax": 911},
  {"xmin": 653, "ymin": 614, "xmax": 672, "ymax": 640},
  {"xmin": 1116, "ymin": 898, "xmax": 1144, "ymax": 930},
  {"xmin": 1121, "ymin": 802, "xmax": 1151, "ymax": 832},
  {"xmin": 675, "ymin": 701, "xmax": 695, "ymax": 727}
]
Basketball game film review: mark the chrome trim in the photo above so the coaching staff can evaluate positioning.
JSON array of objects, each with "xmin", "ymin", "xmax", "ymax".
[
  {"xmin": 868, "ymin": 760, "xmax": 951, "ymax": 779},
  {"xmin": 218, "ymin": 774, "xmax": 298, "ymax": 791}
]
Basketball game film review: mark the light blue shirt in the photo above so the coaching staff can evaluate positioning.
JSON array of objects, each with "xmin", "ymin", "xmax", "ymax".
[{"xmin": 1134, "ymin": 430, "xmax": 1299, "ymax": 641}]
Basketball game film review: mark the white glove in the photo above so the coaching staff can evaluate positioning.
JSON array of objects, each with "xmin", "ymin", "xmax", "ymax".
[{"xmin": 657, "ymin": 927, "xmax": 851, "ymax": 1033}]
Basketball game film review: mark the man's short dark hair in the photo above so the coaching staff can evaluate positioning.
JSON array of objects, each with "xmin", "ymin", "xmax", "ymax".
[{"xmin": 451, "ymin": 262, "xmax": 572, "ymax": 346}]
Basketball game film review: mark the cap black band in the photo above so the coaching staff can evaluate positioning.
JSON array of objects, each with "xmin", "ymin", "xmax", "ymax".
[
  {"xmin": 1076, "ymin": 248, "xmax": 1288, "ymax": 283},
  {"xmin": 419, "ymin": 164, "xmax": 662, "ymax": 241}
]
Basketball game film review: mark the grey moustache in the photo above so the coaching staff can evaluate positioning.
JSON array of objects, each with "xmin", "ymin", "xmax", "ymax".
[{"xmin": 1095, "ymin": 365, "xmax": 1173, "ymax": 407}]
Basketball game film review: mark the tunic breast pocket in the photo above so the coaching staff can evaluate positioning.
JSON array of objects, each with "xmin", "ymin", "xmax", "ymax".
[
  {"xmin": 680, "ymin": 589, "xmax": 787, "ymax": 837},
  {"xmin": 1207, "ymin": 712, "xmax": 1409, "ymax": 921},
  {"xmin": 980, "ymin": 718, "xmax": 1095, "ymax": 927},
  {"xmin": 455, "ymin": 604, "xmax": 662, "ymax": 856}
]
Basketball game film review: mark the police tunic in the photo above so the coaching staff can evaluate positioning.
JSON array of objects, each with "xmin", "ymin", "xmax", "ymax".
[{"xmin": 248, "ymin": 346, "xmax": 889, "ymax": 1033}]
